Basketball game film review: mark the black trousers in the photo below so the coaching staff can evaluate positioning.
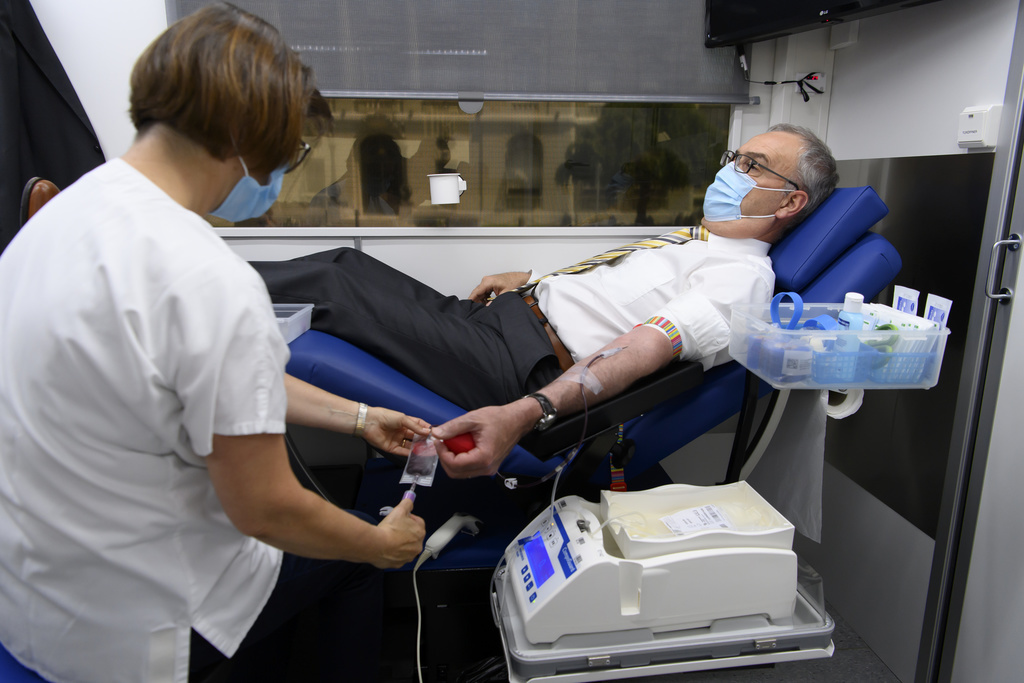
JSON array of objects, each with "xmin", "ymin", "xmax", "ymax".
[{"xmin": 252, "ymin": 248, "xmax": 562, "ymax": 409}]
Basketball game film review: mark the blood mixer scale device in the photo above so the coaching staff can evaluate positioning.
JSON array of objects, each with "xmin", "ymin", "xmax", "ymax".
[{"xmin": 489, "ymin": 482, "xmax": 834, "ymax": 682}]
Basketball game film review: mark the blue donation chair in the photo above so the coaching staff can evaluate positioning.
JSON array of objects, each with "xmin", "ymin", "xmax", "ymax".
[
  {"xmin": 0, "ymin": 646, "xmax": 45, "ymax": 682},
  {"xmin": 285, "ymin": 185, "xmax": 899, "ymax": 489}
]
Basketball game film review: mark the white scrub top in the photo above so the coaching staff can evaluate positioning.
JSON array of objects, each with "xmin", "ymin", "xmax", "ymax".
[{"xmin": 0, "ymin": 159, "xmax": 289, "ymax": 683}]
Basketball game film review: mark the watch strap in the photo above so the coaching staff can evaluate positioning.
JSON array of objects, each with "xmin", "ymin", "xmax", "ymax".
[{"xmin": 525, "ymin": 392, "xmax": 556, "ymax": 430}]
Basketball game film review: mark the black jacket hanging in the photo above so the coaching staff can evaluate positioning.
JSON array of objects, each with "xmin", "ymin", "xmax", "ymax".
[{"xmin": 0, "ymin": 0, "xmax": 105, "ymax": 253}]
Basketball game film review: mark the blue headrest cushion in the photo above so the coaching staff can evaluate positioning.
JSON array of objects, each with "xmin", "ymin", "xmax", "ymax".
[
  {"xmin": 799, "ymin": 232, "xmax": 902, "ymax": 303},
  {"xmin": 769, "ymin": 186, "xmax": 889, "ymax": 293}
]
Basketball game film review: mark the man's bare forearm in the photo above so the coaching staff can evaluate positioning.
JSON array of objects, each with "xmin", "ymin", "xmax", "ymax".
[
  {"xmin": 433, "ymin": 325, "xmax": 675, "ymax": 476},
  {"xmin": 536, "ymin": 325, "xmax": 674, "ymax": 416}
]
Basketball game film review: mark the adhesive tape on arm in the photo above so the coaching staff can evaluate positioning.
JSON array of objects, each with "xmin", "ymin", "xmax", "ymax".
[{"xmin": 827, "ymin": 389, "xmax": 864, "ymax": 419}]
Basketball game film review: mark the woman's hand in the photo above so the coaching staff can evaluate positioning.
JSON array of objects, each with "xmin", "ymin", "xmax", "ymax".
[
  {"xmin": 371, "ymin": 497, "xmax": 425, "ymax": 568},
  {"xmin": 362, "ymin": 406, "xmax": 431, "ymax": 456}
]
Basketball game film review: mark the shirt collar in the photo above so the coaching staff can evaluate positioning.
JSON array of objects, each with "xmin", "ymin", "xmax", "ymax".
[{"xmin": 706, "ymin": 232, "xmax": 772, "ymax": 258}]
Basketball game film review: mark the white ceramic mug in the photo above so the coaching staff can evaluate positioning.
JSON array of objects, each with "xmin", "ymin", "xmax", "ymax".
[{"xmin": 428, "ymin": 173, "xmax": 467, "ymax": 204}]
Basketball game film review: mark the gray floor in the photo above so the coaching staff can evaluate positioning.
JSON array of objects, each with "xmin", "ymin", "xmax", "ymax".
[{"xmin": 643, "ymin": 603, "xmax": 899, "ymax": 683}]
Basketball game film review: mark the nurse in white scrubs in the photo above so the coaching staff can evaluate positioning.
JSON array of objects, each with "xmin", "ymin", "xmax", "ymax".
[{"xmin": 0, "ymin": 4, "xmax": 428, "ymax": 682}]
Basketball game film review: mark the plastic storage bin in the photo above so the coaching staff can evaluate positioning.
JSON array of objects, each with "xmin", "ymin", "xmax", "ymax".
[
  {"xmin": 273, "ymin": 303, "xmax": 313, "ymax": 343},
  {"xmin": 730, "ymin": 302, "xmax": 950, "ymax": 390}
]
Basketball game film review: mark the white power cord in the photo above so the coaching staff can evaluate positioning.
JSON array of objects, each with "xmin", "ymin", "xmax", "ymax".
[
  {"xmin": 411, "ymin": 514, "xmax": 482, "ymax": 683},
  {"xmin": 738, "ymin": 389, "xmax": 790, "ymax": 481},
  {"xmin": 411, "ymin": 551, "xmax": 430, "ymax": 683}
]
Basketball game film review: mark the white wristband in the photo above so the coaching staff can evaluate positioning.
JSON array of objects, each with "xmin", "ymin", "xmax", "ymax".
[{"xmin": 354, "ymin": 402, "xmax": 368, "ymax": 437}]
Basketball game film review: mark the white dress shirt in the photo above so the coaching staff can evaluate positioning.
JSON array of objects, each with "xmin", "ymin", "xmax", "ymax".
[
  {"xmin": 0, "ymin": 159, "xmax": 288, "ymax": 683},
  {"xmin": 536, "ymin": 234, "xmax": 775, "ymax": 369}
]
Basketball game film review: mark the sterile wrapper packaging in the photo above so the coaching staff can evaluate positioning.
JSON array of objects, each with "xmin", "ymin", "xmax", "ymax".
[
  {"xmin": 273, "ymin": 303, "xmax": 314, "ymax": 343},
  {"xmin": 730, "ymin": 302, "xmax": 950, "ymax": 390},
  {"xmin": 601, "ymin": 481, "xmax": 794, "ymax": 561}
]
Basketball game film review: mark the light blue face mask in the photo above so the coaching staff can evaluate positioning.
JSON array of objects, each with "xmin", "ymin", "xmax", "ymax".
[
  {"xmin": 703, "ymin": 162, "xmax": 792, "ymax": 222},
  {"xmin": 210, "ymin": 156, "xmax": 286, "ymax": 222}
]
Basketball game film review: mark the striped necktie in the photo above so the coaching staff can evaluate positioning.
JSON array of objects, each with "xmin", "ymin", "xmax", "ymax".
[{"xmin": 518, "ymin": 225, "xmax": 710, "ymax": 292}]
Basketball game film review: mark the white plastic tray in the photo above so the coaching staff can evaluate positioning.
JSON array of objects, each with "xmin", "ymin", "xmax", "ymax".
[
  {"xmin": 729, "ymin": 302, "xmax": 950, "ymax": 390},
  {"xmin": 273, "ymin": 303, "xmax": 313, "ymax": 343}
]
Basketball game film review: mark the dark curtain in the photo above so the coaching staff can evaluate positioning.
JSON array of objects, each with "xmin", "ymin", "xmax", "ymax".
[{"xmin": 0, "ymin": 0, "xmax": 105, "ymax": 253}]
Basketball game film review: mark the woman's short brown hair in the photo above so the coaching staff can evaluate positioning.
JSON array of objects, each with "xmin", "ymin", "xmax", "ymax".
[{"xmin": 129, "ymin": 3, "xmax": 317, "ymax": 175}]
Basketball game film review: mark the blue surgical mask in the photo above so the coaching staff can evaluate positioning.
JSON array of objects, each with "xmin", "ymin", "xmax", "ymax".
[
  {"xmin": 703, "ymin": 162, "xmax": 792, "ymax": 222},
  {"xmin": 210, "ymin": 156, "xmax": 286, "ymax": 222}
]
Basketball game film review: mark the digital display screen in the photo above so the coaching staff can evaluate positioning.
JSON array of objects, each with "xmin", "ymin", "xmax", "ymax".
[{"xmin": 523, "ymin": 531, "xmax": 555, "ymax": 587}]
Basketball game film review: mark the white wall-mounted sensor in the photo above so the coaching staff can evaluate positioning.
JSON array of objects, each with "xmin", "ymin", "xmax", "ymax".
[{"xmin": 958, "ymin": 105, "xmax": 1002, "ymax": 149}]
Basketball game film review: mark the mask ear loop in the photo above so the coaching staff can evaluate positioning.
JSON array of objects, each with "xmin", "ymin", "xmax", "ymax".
[
  {"xmin": 734, "ymin": 185, "xmax": 795, "ymax": 220},
  {"xmin": 237, "ymin": 155, "xmax": 252, "ymax": 179},
  {"xmin": 229, "ymin": 135, "xmax": 265, "ymax": 182},
  {"xmin": 743, "ymin": 181, "xmax": 796, "ymax": 220},
  {"xmin": 226, "ymin": 134, "xmax": 248, "ymax": 178}
]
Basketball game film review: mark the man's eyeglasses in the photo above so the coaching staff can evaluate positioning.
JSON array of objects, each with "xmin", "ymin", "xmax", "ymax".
[
  {"xmin": 720, "ymin": 150, "xmax": 800, "ymax": 191},
  {"xmin": 285, "ymin": 140, "xmax": 311, "ymax": 174}
]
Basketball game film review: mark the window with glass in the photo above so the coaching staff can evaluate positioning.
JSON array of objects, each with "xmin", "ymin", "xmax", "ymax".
[{"xmin": 213, "ymin": 99, "xmax": 732, "ymax": 230}]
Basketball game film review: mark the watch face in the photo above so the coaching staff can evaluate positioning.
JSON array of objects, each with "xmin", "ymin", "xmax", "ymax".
[{"xmin": 528, "ymin": 393, "xmax": 556, "ymax": 431}]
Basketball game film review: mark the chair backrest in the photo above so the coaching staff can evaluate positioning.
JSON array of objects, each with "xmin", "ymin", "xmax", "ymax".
[
  {"xmin": 770, "ymin": 185, "xmax": 891, "ymax": 295},
  {"xmin": 19, "ymin": 178, "xmax": 60, "ymax": 227}
]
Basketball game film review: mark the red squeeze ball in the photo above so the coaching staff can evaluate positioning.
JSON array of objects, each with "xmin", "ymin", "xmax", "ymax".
[{"xmin": 443, "ymin": 433, "xmax": 476, "ymax": 453}]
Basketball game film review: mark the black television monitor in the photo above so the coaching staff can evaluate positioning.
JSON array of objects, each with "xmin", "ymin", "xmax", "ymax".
[{"xmin": 705, "ymin": 0, "xmax": 944, "ymax": 48}]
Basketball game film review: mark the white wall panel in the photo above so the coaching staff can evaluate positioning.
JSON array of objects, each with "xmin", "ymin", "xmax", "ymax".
[{"xmin": 827, "ymin": 0, "xmax": 1017, "ymax": 160}]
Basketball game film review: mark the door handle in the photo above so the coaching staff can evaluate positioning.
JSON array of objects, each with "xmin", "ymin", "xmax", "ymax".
[{"xmin": 985, "ymin": 234, "xmax": 1021, "ymax": 302}]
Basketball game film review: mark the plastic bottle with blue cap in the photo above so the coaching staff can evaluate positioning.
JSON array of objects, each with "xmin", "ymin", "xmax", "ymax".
[
  {"xmin": 829, "ymin": 292, "xmax": 866, "ymax": 383},
  {"xmin": 835, "ymin": 292, "xmax": 865, "ymax": 351}
]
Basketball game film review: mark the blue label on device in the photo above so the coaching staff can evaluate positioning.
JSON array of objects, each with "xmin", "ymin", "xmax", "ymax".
[{"xmin": 554, "ymin": 513, "xmax": 577, "ymax": 578}]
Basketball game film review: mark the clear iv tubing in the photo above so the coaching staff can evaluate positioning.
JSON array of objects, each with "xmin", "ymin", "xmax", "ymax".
[
  {"xmin": 494, "ymin": 354, "xmax": 604, "ymax": 494},
  {"xmin": 592, "ymin": 510, "xmax": 647, "ymax": 536},
  {"xmin": 548, "ymin": 354, "xmax": 605, "ymax": 512}
]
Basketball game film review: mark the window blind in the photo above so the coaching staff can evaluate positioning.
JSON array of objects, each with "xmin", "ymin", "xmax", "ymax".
[{"xmin": 168, "ymin": 0, "xmax": 750, "ymax": 104}]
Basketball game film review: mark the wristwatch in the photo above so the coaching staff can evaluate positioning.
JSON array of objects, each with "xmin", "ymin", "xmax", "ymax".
[{"xmin": 525, "ymin": 393, "xmax": 557, "ymax": 431}]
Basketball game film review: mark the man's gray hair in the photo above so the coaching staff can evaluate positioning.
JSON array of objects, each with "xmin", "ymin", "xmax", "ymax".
[{"xmin": 768, "ymin": 123, "xmax": 839, "ymax": 224}]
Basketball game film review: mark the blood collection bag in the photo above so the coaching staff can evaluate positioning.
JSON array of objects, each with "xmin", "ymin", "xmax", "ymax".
[{"xmin": 400, "ymin": 436, "xmax": 439, "ymax": 486}]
